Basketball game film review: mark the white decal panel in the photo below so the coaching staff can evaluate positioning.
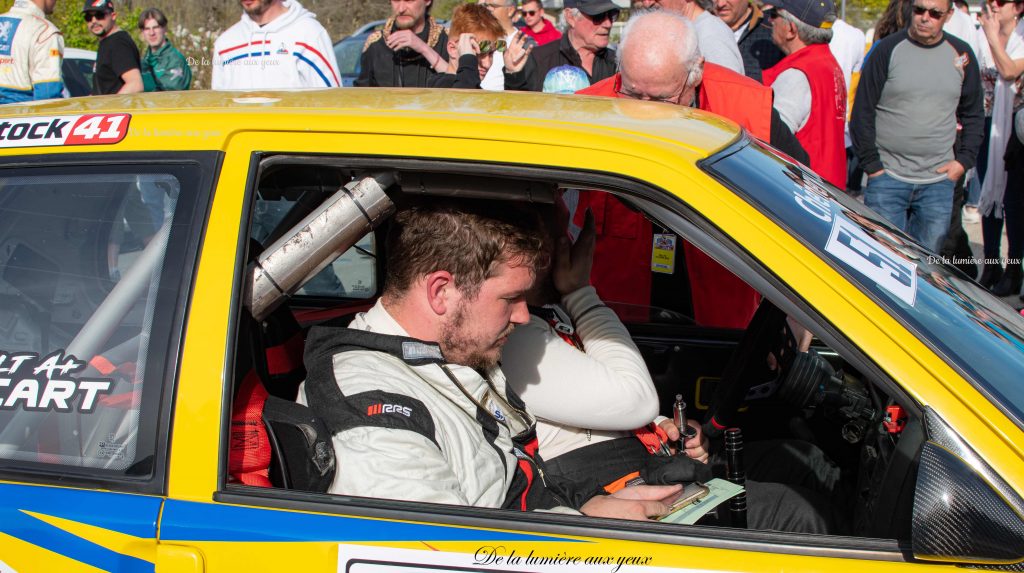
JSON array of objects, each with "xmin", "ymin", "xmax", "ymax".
[
  {"xmin": 0, "ymin": 114, "xmax": 130, "ymax": 148},
  {"xmin": 826, "ymin": 216, "xmax": 918, "ymax": 306},
  {"xmin": 337, "ymin": 544, "xmax": 722, "ymax": 573}
]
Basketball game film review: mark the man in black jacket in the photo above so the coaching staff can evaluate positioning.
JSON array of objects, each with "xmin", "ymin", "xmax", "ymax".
[
  {"xmin": 356, "ymin": 0, "xmax": 449, "ymax": 87},
  {"xmin": 529, "ymin": 0, "xmax": 619, "ymax": 91},
  {"xmin": 715, "ymin": 0, "xmax": 784, "ymax": 81}
]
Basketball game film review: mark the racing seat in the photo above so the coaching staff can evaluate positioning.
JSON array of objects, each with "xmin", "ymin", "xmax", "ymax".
[
  {"xmin": 230, "ymin": 371, "xmax": 335, "ymax": 491},
  {"xmin": 228, "ymin": 240, "xmax": 336, "ymax": 491}
]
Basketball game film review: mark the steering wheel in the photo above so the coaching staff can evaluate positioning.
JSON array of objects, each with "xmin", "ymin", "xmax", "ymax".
[{"xmin": 701, "ymin": 299, "xmax": 795, "ymax": 440}]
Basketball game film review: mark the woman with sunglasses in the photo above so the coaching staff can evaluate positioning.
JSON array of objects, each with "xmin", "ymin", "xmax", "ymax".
[
  {"xmin": 977, "ymin": 0, "xmax": 1024, "ymax": 297},
  {"xmin": 428, "ymin": 3, "xmax": 535, "ymax": 89}
]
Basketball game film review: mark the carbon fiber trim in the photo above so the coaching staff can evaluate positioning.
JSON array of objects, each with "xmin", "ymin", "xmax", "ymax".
[
  {"xmin": 925, "ymin": 409, "xmax": 1024, "ymax": 520},
  {"xmin": 967, "ymin": 562, "xmax": 1024, "ymax": 571},
  {"xmin": 913, "ymin": 442, "xmax": 1024, "ymax": 564}
]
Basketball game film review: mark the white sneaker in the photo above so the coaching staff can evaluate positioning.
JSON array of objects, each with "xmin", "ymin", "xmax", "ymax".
[{"xmin": 963, "ymin": 205, "xmax": 981, "ymax": 224}]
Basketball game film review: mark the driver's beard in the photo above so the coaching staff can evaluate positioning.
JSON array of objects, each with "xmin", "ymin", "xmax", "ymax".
[{"xmin": 441, "ymin": 303, "xmax": 505, "ymax": 371}]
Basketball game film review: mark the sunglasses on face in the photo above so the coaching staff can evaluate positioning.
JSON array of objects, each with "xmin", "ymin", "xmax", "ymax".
[
  {"xmin": 911, "ymin": 4, "xmax": 947, "ymax": 18},
  {"xmin": 523, "ymin": 9, "xmax": 539, "ymax": 15},
  {"xmin": 83, "ymin": 11, "xmax": 109, "ymax": 22},
  {"xmin": 763, "ymin": 7, "xmax": 781, "ymax": 19},
  {"xmin": 990, "ymin": 0, "xmax": 1023, "ymax": 7},
  {"xmin": 478, "ymin": 38, "xmax": 507, "ymax": 54},
  {"xmin": 585, "ymin": 9, "xmax": 621, "ymax": 23}
]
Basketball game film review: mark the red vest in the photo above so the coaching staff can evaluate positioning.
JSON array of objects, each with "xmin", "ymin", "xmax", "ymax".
[
  {"xmin": 763, "ymin": 43, "xmax": 847, "ymax": 189},
  {"xmin": 574, "ymin": 67, "xmax": 769, "ymax": 328}
]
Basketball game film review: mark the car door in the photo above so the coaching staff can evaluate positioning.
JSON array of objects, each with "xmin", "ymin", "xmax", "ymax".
[
  {"xmin": 149, "ymin": 125, "xmax": 992, "ymax": 573},
  {"xmin": 0, "ymin": 152, "xmax": 217, "ymax": 572}
]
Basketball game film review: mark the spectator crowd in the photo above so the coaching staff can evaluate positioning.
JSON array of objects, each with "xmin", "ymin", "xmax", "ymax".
[{"xmin": 1, "ymin": 0, "xmax": 1022, "ymax": 301}]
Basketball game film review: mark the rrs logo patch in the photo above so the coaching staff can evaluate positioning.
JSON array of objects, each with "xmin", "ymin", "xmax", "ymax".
[{"xmin": 367, "ymin": 403, "xmax": 412, "ymax": 417}]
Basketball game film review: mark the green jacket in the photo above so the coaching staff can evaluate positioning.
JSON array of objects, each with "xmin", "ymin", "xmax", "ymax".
[{"xmin": 141, "ymin": 41, "xmax": 192, "ymax": 91}]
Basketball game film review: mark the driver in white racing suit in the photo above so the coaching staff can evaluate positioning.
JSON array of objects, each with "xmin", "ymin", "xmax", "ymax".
[
  {"xmin": 0, "ymin": 0, "xmax": 64, "ymax": 103},
  {"xmin": 299, "ymin": 203, "xmax": 682, "ymax": 520}
]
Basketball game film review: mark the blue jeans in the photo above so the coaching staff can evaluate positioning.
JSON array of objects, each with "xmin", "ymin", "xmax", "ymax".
[{"xmin": 863, "ymin": 173, "xmax": 954, "ymax": 252}]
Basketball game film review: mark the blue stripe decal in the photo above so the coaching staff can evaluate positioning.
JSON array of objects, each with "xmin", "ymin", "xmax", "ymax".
[
  {"xmin": 0, "ymin": 484, "xmax": 158, "ymax": 572},
  {"xmin": 294, "ymin": 52, "xmax": 332, "ymax": 87},
  {"xmin": 161, "ymin": 499, "xmax": 578, "ymax": 543},
  {"xmin": 0, "ymin": 483, "xmax": 160, "ymax": 536},
  {"xmin": 223, "ymin": 52, "xmax": 271, "ymax": 65}
]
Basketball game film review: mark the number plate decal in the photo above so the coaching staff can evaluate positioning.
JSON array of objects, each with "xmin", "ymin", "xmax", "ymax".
[{"xmin": 0, "ymin": 113, "xmax": 131, "ymax": 148}]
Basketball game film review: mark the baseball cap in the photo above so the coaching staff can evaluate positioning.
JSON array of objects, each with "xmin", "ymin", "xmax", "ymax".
[
  {"xmin": 543, "ymin": 66, "xmax": 590, "ymax": 94},
  {"xmin": 773, "ymin": 0, "xmax": 836, "ymax": 28},
  {"xmin": 563, "ymin": 0, "xmax": 620, "ymax": 16},
  {"xmin": 83, "ymin": 0, "xmax": 115, "ymax": 13}
]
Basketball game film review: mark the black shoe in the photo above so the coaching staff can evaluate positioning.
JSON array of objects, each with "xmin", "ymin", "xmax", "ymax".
[
  {"xmin": 979, "ymin": 264, "xmax": 1004, "ymax": 289},
  {"xmin": 991, "ymin": 266, "xmax": 1023, "ymax": 297}
]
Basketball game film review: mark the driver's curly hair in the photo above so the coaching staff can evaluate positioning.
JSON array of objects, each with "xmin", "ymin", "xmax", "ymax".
[{"xmin": 383, "ymin": 202, "xmax": 549, "ymax": 300}]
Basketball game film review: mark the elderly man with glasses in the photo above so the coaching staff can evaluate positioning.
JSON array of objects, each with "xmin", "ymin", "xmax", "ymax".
[
  {"xmin": 636, "ymin": 0, "xmax": 745, "ymax": 74},
  {"xmin": 529, "ymin": 0, "xmax": 619, "ymax": 91},
  {"xmin": 574, "ymin": 10, "xmax": 807, "ymax": 330},
  {"xmin": 851, "ymin": 0, "xmax": 984, "ymax": 252}
]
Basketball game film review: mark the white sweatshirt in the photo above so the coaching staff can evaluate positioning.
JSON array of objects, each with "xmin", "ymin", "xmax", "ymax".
[{"xmin": 212, "ymin": 0, "xmax": 339, "ymax": 90}]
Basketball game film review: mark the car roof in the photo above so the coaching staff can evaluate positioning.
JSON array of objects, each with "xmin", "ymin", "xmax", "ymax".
[
  {"xmin": 0, "ymin": 89, "xmax": 741, "ymax": 160},
  {"xmin": 64, "ymin": 47, "xmax": 97, "ymax": 60}
]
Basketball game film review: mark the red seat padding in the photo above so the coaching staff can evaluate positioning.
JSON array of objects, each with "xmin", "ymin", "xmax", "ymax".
[{"xmin": 229, "ymin": 371, "xmax": 273, "ymax": 487}]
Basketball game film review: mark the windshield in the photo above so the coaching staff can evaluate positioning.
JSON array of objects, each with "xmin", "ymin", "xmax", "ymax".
[{"xmin": 701, "ymin": 138, "xmax": 1024, "ymax": 425}]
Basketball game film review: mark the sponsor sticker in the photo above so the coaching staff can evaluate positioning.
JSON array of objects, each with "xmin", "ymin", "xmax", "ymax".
[
  {"xmin": 651, "ymin": 233, "xmax": 676, "ymax": 274},
  {"xmin": 0, "ymin": 113, "xmax": 130, "ymax": 148},
  {"xmin": 0, "ymin": 350, "xmax": 115, "ymax": 413}
]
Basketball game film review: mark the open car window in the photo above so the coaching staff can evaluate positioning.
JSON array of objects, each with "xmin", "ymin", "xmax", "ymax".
[
  {"xmin": 0, "ymin": 162, "xmax": 205, "ymax": 484},
  {"xmin": 226, "ymin": 155, "xmax": 946, "ymax": 551}
]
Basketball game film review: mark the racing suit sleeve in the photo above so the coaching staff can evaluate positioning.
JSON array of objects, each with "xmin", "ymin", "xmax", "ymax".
[
  {"xmin": 502, "ymin": 286, "xmax": 659, "ymax": 431},
  {"xmin": 329, "ymin": 425, "xmax": 472, "ymax": 504},
  {"xmin": 30, "ymin": 26, "xmax": 64, "ymax": 100}
]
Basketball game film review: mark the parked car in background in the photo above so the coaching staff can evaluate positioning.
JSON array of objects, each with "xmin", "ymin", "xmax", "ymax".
[
  {"xmin": 334, "ymin": 20, "xmax": 386, "ymax": 87},
  {"xmin": 62, "ymin": 47, "xmax": 96, "ymax": 98}
]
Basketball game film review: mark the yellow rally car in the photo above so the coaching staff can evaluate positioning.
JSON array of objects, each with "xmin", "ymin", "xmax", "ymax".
[{"xmin": 0, "ymin": 90, "xmax": 1023, "ymax": 573}]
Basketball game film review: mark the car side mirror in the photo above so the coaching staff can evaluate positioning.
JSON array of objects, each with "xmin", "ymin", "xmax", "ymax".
[{"xmin": 912, "ymin": 439, "xmax": 1024, "ymax": 566}]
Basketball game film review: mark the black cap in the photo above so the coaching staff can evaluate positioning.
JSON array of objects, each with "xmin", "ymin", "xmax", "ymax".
[
  {"xmin": 83, "ymin": 0, "xmax": 115, "ymax": 13},
  {"xmin": 564, "ymin": 0, "xmax": 621, "ymax": 16},
  {"xmin": 773, "ymin": 0, "xmax": 836, "ymax": 28}
]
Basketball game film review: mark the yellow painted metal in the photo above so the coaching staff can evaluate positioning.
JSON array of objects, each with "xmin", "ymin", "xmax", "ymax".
[{"xmin": 1, "ymin": 89, "xmax": 1022, "ymax": 572}]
